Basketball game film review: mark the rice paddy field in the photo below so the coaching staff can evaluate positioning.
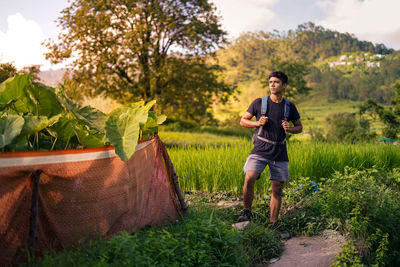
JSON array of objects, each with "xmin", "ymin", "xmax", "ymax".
[{"xmin": 162, "ymin": 131, "xmax": 400, "ymax": 195}]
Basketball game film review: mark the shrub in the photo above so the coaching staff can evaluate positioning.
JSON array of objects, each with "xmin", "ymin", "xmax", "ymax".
[
  {"xmin": 26, "ymin": 207, "xmax": 249, "ymax": 267},
  {"xmin": 283, "ymin": 167, "xmax": 400, "ymax": 266}
]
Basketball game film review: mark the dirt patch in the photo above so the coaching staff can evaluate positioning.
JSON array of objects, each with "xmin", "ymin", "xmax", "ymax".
[{"xmin": 266, "ymin": 230, "xmax": 346, "ymax": 267}]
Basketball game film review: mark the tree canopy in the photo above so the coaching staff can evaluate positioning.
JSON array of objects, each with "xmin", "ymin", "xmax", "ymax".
[{"xmin": 45, "ymin": 0, "xmax": 232, "ymax": 120}]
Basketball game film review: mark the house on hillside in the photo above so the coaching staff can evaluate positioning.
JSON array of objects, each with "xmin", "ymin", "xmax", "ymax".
[{"xmin": 356, "ymin": 57, "xmax": 365, "ymax": 63}]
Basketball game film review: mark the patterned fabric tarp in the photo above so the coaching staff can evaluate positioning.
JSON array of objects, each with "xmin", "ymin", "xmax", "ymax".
[{"xmin": 0, "ymin": 137, "xmax": 182, "ymax": 265}]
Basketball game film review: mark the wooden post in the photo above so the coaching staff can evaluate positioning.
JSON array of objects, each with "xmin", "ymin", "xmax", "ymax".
[
  {"xmin": 170, "ymin": 162, "xmax": 188, "ymax": 215},
  {"xmin": 156, "ymin": 136, "xmax": 188, "ymax": 215},
  {"xmin": 28, "ymin": 170, "xmax": 42, "ymax": 257}
]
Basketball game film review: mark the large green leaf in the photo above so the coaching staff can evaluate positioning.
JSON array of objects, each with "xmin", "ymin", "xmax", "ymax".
[
  {"xmin": 74, "ymin": 126, "xmax": 105, "ymax": 148},
  {"xmin": 59, "ymin": 97, "xmax": 107, "ymax": 133},
  {"xmin": 126, "ymin": 101, "xmax": 145, "ymax": 110},
  {"xmin": 118, "ymin": 106, "xmax": 148, "ymax": 126},
  {"xmin": 29, "ymin": 83, "xmax": 64, "ymax": 116},
  {"xmin": 105, "ymin": 108, "xmax": 140, "ymax": 161},
  {"xmin": 141, "ymin": 111, "xmax": 167, "ymax": 139},
  {"xmin": 21, "ymin": 114, "xmax": 62, "ymax": 135},
  {"xmin": 0, "ymin": 114, "xmax": 25, "ymax": 148},
  {"xmin": 0, "ymin": 74, "xmax": 35, "ymax": 113},
  {"xmin": 47, "ymin": 117, "xmax": 76, "ymax": 142},
  {"xmin": 143, "ymin": 100, "xmax": 156, "ymax": 111}
]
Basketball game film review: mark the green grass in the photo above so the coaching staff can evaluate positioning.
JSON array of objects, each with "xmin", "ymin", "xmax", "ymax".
[
  {"xmin": 158, "ymin": 131, "xmax": 247, "ymax": 147},
  {"xmin": 167, "ymin": 140, "xmax": 400, "ymax": 195}
]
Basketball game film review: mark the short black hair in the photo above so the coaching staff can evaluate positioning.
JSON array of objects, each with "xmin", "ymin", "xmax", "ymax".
[{"xmin": 268, "ymin": 71, "xmax": 288, "ymax": 84}]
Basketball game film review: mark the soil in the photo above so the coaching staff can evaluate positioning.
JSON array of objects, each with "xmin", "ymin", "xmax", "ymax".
[{"xmin": 266, "ymin": 230, "xmax": 346, "ymax": 267}]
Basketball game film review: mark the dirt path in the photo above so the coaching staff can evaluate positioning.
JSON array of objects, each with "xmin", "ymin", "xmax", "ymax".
[
  {"xmin": 222, "ymin": 200, "xmax": 347, "ymax": 267},
  {"xmin": 267, "ymin": 230, "xmax": 346, "ymax": 267}
]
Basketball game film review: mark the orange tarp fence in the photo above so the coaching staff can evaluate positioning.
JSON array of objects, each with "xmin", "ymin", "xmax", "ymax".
[{"xmin": 0, "ymin": 137, "xmax": 185, "ymax": 265}]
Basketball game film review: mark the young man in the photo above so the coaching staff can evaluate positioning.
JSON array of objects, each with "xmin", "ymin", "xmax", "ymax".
[{"xmin": 238, "ymin": 71, "xmax": 302, "ymax": 225}]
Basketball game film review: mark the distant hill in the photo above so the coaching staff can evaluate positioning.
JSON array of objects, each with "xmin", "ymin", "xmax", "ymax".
[
  {"xmin": 213, "ymin": 22, "xmax": 400, "ymax": 119},
  {"xmin": 38, "ymin": 68, "xmax": 66, "ymax": 86}
]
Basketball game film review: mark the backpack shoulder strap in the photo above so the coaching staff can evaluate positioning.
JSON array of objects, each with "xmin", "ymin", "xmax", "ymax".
[
  {"xmin": 257, "ymin": 96, "xmax": 269, "ymax": 136},
  {"xmin": 261, "ymin": 96, "xmax": 268, "ymax": 116},
  {"xmin": 283, "ymin": 98, "xmax": 290, "ymax": 121}
]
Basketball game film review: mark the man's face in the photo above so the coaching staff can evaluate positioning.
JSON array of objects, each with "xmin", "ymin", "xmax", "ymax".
[{"xmin": 269, "ymin": 77, "xmax": 286, "ymax": 95}]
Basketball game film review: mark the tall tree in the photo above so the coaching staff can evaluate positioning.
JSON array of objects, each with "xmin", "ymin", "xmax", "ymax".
[{"xmin": 45, "ymin": 0, "xmax": 229, "ymax": 107}]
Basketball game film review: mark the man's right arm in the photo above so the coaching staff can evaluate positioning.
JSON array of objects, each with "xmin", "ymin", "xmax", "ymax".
[{"xmin": 240, "ymin": 112, "xmax": 267, "ymax": 128}]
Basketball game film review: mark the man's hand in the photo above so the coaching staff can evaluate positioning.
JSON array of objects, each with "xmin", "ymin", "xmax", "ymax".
[
  {"xmin": 281, "ymin": 120, "xmax": 290, "ymax": 132},
  {"xmin": 258, "ymin": 116, "xmax": 268, "ymax": 126}
]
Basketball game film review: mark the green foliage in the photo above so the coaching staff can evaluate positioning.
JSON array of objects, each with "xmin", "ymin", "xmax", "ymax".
[
  {"xmin": 283, "ymin": 167, "xmax": 400, "ymax": 266},
  {"xmin": 105, "ymin": 107, "xmax": 140, "ymax": 161},
  {"xmin": 320, "ymin": 168, "xmax": 400, "ymax": 265},
  {"xmin": 325, "ymin": 112, "xmax": 376, "ymax": 142},
  {"xmin": 59, "ymin": 97, "xmax": 107, "ymax": 133},
  {"xmin": 312, "ymin": 59, "xmax": 400, "ymax": 104},
  {"xmin": 0, "ymin": 115, "xmax": 25, "ymax": 148},
  {"xmin": 360, "ymin": 81, "xmax": 400, "ymax": 139},
  {"xmin": 331, "ymin": 242, "xmax": 364, "ymax": 267},
  {"xmin": 0, "ymin": 74, "xmax": 166, "ymax": 161},
  {"xmin": 27, "ymin": 207, "xmax": 250, "ymax": 267},
  {"xmin": 291, "ymin": 22, "xmax": 392, "ymax": 60},
  {"xmin": 45, "ymin": 0, "xmax": 233, "ymax": 121}
]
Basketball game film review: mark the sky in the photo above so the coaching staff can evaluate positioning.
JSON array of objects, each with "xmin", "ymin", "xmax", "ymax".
[{"xmin": 0, "ymin": 0, "xmax": 400, "ymax": 70}]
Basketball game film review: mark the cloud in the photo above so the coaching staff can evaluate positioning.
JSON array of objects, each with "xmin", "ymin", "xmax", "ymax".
[
  {"xmin": 211, "ymin": 0, "xmax": 278, "ymax": 38},
  {"xmin": 316, "ymin": 0, "xmax": 400, "ymax": 49},
  {"xmin": 0, "ymin": 13, "xmax": 54, "ymax": 70}
]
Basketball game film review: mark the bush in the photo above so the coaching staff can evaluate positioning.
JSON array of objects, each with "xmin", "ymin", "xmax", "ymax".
[
  {"xmin": 25, "ymin": 207, "xmax": 249, "ymax": 267},
  {"xmin": 162, "ymin": 118, "xmax": 200, "ymax": 131},
  {"xmin": 325, "ymin": 112, "xmax": 376, "ymax": 143},
  {"xmin": 283, "ymin": 167, "xmax": 400, "ymax": 266}
]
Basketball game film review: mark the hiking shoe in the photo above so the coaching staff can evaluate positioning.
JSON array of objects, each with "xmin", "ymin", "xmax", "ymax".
[{"xmin": 237, "ymin": 209, "xmax": 252, "ymax": 222}]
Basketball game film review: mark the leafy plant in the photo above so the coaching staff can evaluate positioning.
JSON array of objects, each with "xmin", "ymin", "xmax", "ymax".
[{"xmin": 0, "ymin": 74, "xmax": 166, "ymax": 161}]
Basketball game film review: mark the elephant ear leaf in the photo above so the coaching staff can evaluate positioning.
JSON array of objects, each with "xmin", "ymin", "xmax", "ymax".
[
  {"xmin": 0, "ymin": 74, "xmax": 35, "ymax": 113},
  {"xmin": 21, "ymin": 114, "xmax": 61, "ymax": 135},
  {"xmin": 119, "ymin": 106, "xmax": 148, "ymax": 126},
  {"xmin": 156, "ymin": 114, "xmax": 167, "ymax": 125},
  {"xmin": 74, "ymin": 126, "xmax": 105, "ymax": 148},
  {"xmin": 60, "ymin": 97, "xmax": 107, "ymax": 133},
  {"xmin": 29, "ymin": 83, "xmax": 63, "ymax": 116},
  {"xmin": 105, "ymin": 107, "xmax": 140, "ymax": 161},
  {"xmin": 140, "ymin": 112, "xmax": 167, "ymax": 140},
  {"xmin": 0, "ymin": 114, "xmax": 25, "ymax": 148},
  {"xmin": 143, "ymin": 100, "xmax": 156, "ymax": 111},
  {"xmin": 126, "ymin": 101, "xmax": 145, "ymax": 110}
]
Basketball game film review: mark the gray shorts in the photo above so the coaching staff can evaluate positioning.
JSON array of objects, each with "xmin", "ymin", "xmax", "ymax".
[{"xmin": 243, "ymin": 154, "xmax": 289, "ymax": 182}]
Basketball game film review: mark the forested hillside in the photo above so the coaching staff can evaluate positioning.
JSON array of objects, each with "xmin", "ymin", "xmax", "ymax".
[{"xmin": 215, "ymin": 22, "xmax": 400, "ymax": 118}]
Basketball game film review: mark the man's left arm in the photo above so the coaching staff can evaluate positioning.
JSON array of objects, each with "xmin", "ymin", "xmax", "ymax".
[{"xmin": 281, "ymin": 119, "xmax": 303, "ymax": 134}]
